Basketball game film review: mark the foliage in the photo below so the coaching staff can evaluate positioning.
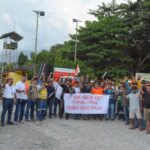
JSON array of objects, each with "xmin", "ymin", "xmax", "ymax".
[
  {"xmin": 18, "ymin": 52, "xmax": 28, "ymax": 67},
  {"xmin": 27, "ymin": 0, "xmax": 150, "ymax": 79}
]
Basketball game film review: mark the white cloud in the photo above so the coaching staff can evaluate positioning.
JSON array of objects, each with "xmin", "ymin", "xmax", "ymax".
[
  {"xmin": 0, "ymin": 0, "xmax": 135, "ymax": 54},
  {"xmin": 2, "ymin": 13, "xmax": 12, "ymax": 25}
]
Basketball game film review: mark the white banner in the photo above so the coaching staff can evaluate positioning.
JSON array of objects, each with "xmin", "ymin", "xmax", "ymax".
[
  {"xmin": 64, "ymin": 93, "xmax": 109, "ymax": 114},
  {"xmin": 136, "ymin": 73, "xmax": 150, "ymax": 81}
]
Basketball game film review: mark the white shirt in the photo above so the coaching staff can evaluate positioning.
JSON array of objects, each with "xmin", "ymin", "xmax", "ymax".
[
  {"xmin": 53, "ymin": 81, "xmax": 58, "ymax": 90},
  {"xmin": 74, "ymin": 87, "xmax": 81, "ymax": 93},
  {"xmin": 127, "ymin": 92, "xmax": 140, "ymax": 112},
  {"xmin": 15, "ymin": 81, "xmax": 27, "ymax": 100},
  {"xmin": 55, "ymin": 84, "xmax": 63, "ymax": 100},
  {"xmin": 3, "ymin": 84, "xmax": 15, "ymax": 99}
]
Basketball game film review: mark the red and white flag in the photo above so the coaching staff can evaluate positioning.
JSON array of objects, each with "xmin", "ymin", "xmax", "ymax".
[{"xmin": 75, "ymin": 64, "xmax": 80, "ymax": 76}]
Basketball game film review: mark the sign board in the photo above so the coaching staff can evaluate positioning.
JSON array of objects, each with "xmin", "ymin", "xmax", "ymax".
[
  {"xmin": 136, "ymin": 73, "xmax": 150, "ymax": 81},
  {"xmin": 53, "ymin": 67, "xmax": 75, "ymax": 80},
  {"xmin": 64, "ymin": 93, "xmax": 109, "ymax": 114}
]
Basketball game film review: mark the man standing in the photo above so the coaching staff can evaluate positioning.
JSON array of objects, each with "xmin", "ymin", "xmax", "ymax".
[
  {"xmin": 53, "ymin": 81, "xmax": 63, "ymax": 118},
  {"xmin": 1, "ymin": 78, "xmax": 15, "ymax": 126},
  {"xmin": 37, "ymin": 83, "xmax": 47, "ymax": 121},
  {"xmin": 91, "ymin": 82, "xmax": 104, "ymax": 120},
  {"xmin": 62, "ymin": 80, "xmax": 74, "ymax": 120},
  {"xmin": 73, "ymin": 81, "xmax": 81, "ymax": 119},
  {"xmin": 120, "ymin": 85, "xmax": 129, "ymax": 125},
  {"xmin": 143, "ymin": 83, "xmax": 150, "ymax": 134},
  {"xmin": 14, "ymin": 76, "xmax": 28, "ymax": 124},
  {"xmin": 104, "ymin": 82, "xmax": 116, "ymax": 120},
  {"xmin": 25, "ymin": 79, "xmax": 38, "ymax": 121},
  {"xmin": 47, "ymin": 80, "xmax": 55, "ymax": 118},
  {"xmin": 81, "ymin": 81, "xmax": 91, "ymax": 120},
  {"xmin": 126, "ymin": 84, "xmax": 142, "ymax": 131}
]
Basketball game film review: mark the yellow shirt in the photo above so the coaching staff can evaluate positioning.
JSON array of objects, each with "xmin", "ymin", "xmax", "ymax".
[
  {"xmin": 38, "ymin": 88, "xmax": 47, "ymax": 100},
  {"xmin": 137, "ymin": 80, "xmax": 142, "ymax": 89}
]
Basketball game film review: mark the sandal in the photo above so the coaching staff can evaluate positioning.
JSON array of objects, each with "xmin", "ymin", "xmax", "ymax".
[
  {"xmin": 145, "ymin": 131, "xmax": 150, "ymax": 134},
  {"xmin": 129, "ymin": 126, "xmax": 135, "ymax": 129}
]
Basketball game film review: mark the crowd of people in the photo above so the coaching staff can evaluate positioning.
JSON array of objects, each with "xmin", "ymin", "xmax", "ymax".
[{"xmin": 0, "ymin": 74, "xmax": 150, "ymax": 134}]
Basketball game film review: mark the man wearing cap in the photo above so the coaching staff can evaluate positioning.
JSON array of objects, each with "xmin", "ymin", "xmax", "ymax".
[{"xmin": 1, "ymin": 78, "xmax": 15, "ymax": 126}]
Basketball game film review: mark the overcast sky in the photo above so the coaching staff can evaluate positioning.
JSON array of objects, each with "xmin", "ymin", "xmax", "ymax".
[{"xmin": 0, "ymin": 0, "xmax": 132, "ymax": 55}]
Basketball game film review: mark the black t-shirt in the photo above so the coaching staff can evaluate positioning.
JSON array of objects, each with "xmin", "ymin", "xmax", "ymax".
[
  {"xmin": 81, "ymin": 86, "xmax": 91, "ymax": 93},
  {"xmin": 143, "ymin": 88, "xmax": 150, "ymax": 108},
  {"xmin": 47, "ymin": 86, "xmax": 55, "ymax": 98},
  {"xmin": 62, "ymin": 85, "xmax": 74, "ymax": 94}
]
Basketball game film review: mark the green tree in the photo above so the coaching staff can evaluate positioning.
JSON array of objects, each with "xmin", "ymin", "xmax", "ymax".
[
  {"xmin": 120, "ymin": 0, "xmax": 150, "ymax": 73},
  {"xmin": 26, "ymin": 0, "xmax": 150, "ymax": 78},
  {"xmin": 18, "ymin": 52, "xmax": 28, "ymax": 66}
]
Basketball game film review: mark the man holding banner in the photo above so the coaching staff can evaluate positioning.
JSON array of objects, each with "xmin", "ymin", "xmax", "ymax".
[
  {"xmin": 64, "ymin": 93, "xmax": 109, "ymax": 115},
  {"xmin": 64, "ymin": 80, "xmax": 109, "ymax": 116},
  {"xmin": 62, "ymin": 80, "xmax": 75, "ymax": 120},
  {"xmin": 91, "ymin": 82, "xmax": 105, "ymax": 119}
]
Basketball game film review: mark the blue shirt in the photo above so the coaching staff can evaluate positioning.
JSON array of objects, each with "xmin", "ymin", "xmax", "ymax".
[{"xmin": 105, "ymin": 89, "xmax": 115, "ymax": 104}]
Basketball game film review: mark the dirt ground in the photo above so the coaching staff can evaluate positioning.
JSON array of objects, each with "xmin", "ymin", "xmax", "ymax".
[{"xmin": 0, "ymin": 103, "xmax": 150, "ymax": 150}]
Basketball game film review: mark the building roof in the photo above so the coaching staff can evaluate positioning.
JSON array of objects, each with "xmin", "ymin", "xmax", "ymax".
[{"xmin": 0, "ymin": 31, "xmax": 23, "ymax": 41}]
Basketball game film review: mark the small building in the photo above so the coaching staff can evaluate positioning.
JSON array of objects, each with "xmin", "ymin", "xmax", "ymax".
[
  {"xmin": 0, "ymin": 31, "xmax": 23, "ymax": 73},
  {"xmin": 0, "ymin": 65, "xmax": 33, "ymax": 85}
]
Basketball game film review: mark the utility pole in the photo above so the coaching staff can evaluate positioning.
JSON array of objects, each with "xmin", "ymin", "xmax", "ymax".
[
  {"xmin": 73, "ymin": 19, "xmax": 81, "ymax": 63},
  {"xmin": 33, "ymin": 10, "xmax": 45, "ymax": 74}
]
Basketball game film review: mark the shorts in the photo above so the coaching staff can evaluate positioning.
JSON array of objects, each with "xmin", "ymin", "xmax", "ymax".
[
  {"xmin": 129, "ymin": 110, "xmax": 142, "ymax": 119},
  {"xmin": 144, "ymin": 108, "xmax": 150, "ymax": 121}
]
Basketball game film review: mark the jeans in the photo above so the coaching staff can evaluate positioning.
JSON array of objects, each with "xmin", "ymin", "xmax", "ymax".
[
  {"xmin": 47, "ymin": 97, "xmax": 54, "ymax": 117},
  {"xmin": 14, "ymin": 99, "xmax": 27, "ymax": 122},
  {"xmin": 141, "ymin": 111, "xmax": 146, "ymax": 129},
  {"xmin": 106, "ymin": 103, "xmax": 115, "ymax": 120},
  {"xmin": 59, "ymin": 99, "xmax": 64, "ymax": 118},
  {"xmin": 1, "ymin": 98, "xmax": 14, "ymax": 124},
  {"xmin": 37, "ymin": 100, "xmax": 47, "ymax": 121},
  {"xmin": 123, "ymin": 106, "xmax": 129, "ymax": 124},
  {"xmin": 25, "ymin": 100, "xmax": 36, "ymax": 120},
  {"xmin": 53, "ymin": 98, "xmax": 60, "ymax": 116},
  {"xmin": 74, "ymin": 114, "xmax": 81, "ymax": 119}
]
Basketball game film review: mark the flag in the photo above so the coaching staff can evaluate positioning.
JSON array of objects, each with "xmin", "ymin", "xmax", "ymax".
[
  {"xmin": 102, "ymin": 72, "xmax": 107, "ymax": 79},
  {"xmin": 75, "ymin": 64, "xmax": 80, "ymax": 76}
]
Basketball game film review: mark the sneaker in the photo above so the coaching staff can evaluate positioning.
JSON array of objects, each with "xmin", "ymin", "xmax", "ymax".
[
  {"xmin": 146, "ymin": 131, "xmax": 150, "ymax": 134},
  {"xmin": 139, "ymin": 127, "xmax": 143, "ymax": 131},
  {"xmin": 7, "ymin": 122, "xmax": 14, "ymax": 125},
  {"xmin": 1, "ymin": 123, "xmax": 5, "ymax": 127},
  {"xmin": 14, "ymin": 122, "xmax": 18, "ymax": 125},
  {"xmin": 53, "ymin": 115, "xmax": 57, "ymax": 118},
  {"xmin": 19, "ymin": 120, "xmax": 25, "ymax": 124},
  {"xmin": 31, "ymin": 118, "xmax": 36, "ymax": 122},
  {"xmin": 129, "ymin": 127, "xmax": 135, "ymax": 130},
  {"xmin": 36, "ymin": 121, "xmax": 42, "ymax": 126},
  {"xmin": 25, "ymin": 119, "xmax": 30, "ymax": 122}
]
